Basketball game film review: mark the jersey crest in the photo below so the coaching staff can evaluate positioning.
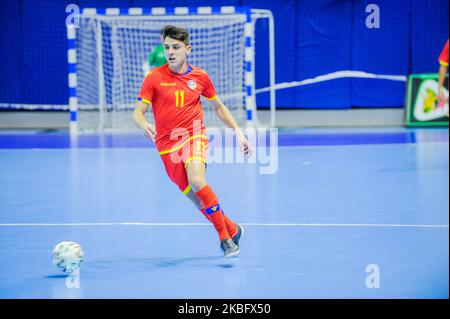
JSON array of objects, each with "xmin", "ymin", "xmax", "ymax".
[{"xmin": 187, "ymin": 80, "xmax": 197, "ymax": 90}]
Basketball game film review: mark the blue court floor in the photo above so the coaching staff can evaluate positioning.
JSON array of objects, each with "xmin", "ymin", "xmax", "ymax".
[{"xmin": 0, "ymin": 128, "xmax": 448, "ymax": 298}]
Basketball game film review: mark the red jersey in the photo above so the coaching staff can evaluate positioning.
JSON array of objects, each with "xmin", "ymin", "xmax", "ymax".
[
  {"xmin": 138, "ymin": 64, "xmax": 217, "ymax": 153},
  {"xmin": 438, "ymin": 40, "xmax": 449, "ymax": 67}
]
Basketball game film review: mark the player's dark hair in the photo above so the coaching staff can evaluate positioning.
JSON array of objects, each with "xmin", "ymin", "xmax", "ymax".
[{"xmin": 162, "ymin": 25, "xmax": 190, "ymax": 45}]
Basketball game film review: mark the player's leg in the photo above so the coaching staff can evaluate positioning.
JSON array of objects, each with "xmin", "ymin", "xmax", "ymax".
[
  {"xmin": 185, "ymin": 187, "xmax": 243, "ymax": 246},
  {"xmin": 160, "ymin": 141, "xmax": 242, "ymax": 251},
  {"xmin": 185, "ymin": 189, "xmax": 211, "ymax": 221},
  {"xmin": 185, "ymin": 161, "xmax": 229, "ymax": 239},
  {"xmin": 185, "ymin": 188, "xmax": 241, "ymax": 239},
  {"xmin": 184, "ymin": 138, "xmax": 240, "ymax": 240},
  {"xmin": 185, "ymin": 190, "xmax": 203, "ymax": 210},
  {"xmin": 186, "ymin": 160, "xmax": 239, "ymax": 257},
  {"xmin": 185, "ymin": 160, "xmax": 238, "ymax": 233},
  {"xmin": 160, "ymin": 147, "xmax": 213, "ymax": 223}
]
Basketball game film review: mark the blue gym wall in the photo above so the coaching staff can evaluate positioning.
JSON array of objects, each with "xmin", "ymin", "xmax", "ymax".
[{"xmin": 0, "ymin": 0, "xmax": 448, "ymax": 109}]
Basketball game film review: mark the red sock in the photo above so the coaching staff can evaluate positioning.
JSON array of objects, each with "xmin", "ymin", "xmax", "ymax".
[
  {"xmin": 200, "ymin": 208, "xmax": 237, "ymax": 237},
  {"xmin": 200, "ymin": 208, "xmax": 211, "ymax": 222},
  {"xmin": 195, "ymin": 185, "xmax": 230, "ymax": 241},
  {"xmin": 223, "ymin": 214, "xmax": 238, "ymax": 237}
]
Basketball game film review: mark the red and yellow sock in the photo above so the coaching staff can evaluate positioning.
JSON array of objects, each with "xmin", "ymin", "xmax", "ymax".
[{"xmin": 195, "ymin": 185, "xmax": 230, "ymax": 241}]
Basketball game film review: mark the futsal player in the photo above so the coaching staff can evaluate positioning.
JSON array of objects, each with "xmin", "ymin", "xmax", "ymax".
[
  {"xmin": 437, "ymin": 39, "xmax": 449, "ymax": 112},
  {"xmin": 148, "ymin": 29, "xmax": 167, "ymax": 68},
  {"xmin": 133, "ymin": 25, "xmax": 253, "ymax": 258}
]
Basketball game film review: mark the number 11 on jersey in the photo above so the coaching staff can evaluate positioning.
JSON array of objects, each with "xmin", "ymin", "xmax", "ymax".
[{"xmin": 174, "ymin": 90, "xmax": 185, "ymax": 108}]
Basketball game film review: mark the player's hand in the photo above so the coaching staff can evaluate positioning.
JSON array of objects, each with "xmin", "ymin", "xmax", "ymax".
[
  {"xmin": 142, "ymin": 123, "xmax": 156, "ymax": 142},
  {"xmin": 236, "ymin": 130, "xmax": 253, "ymax": 157}
]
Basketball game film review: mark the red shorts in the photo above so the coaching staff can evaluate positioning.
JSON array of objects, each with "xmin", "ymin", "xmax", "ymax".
[{"xmin": 159, "ymin": 134, "xmax": 208, "ymax": 194}]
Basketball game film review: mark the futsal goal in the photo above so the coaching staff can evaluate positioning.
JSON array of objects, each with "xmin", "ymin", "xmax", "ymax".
[{"xmin": 67, "ymin": 6, "xmax": 275, "ymax": 134}]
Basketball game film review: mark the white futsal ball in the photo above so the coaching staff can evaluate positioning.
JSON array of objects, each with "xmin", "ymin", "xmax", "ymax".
[{"xmin": 52, "ymin": 241, "xmax": 84, "ymax": 273}]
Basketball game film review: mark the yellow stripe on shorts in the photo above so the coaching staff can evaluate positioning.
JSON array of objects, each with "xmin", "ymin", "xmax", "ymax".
[
  {"xmin": 159, "ymin": 134, "xmax": 208, "ymax": 155},
  {"xmin": 182, "ymin": 185, "xmax": 192, "ymax": 195}
]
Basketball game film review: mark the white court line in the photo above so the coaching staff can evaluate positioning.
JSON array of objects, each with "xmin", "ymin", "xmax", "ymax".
[
  {"xmin": 0, "ymin": 222, "xmax": 447, "ymax": 228},
  {"xmin": 255, "ymin": 70, "xmax": 407, "ymax": 94}
]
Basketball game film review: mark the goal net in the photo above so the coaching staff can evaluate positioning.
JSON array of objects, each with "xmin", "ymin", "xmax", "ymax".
[{"xmin": 71, "ymin": 7, "xmax": 260, "ymax": 132}]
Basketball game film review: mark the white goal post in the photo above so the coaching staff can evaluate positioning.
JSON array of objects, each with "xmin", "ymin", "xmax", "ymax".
[{"xmin": 67, "ymin": 6, "xmax": 275, "ymax": 134}]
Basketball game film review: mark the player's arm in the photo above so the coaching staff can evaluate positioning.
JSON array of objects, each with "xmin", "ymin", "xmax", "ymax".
[
  {"xmin": 210, "ymin": 95, "xmax": 253, "ymax": 156},
  {"xmin": 438, "ymin": 41, "xmax": 449, "ymax": 104},
  {"xmin": 132, "ymin": 100, "xmax": 156, "ymax": 141},
  {"xmin": 438, "ymin": 64, "xmax": 448, "ymax": 104}
]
